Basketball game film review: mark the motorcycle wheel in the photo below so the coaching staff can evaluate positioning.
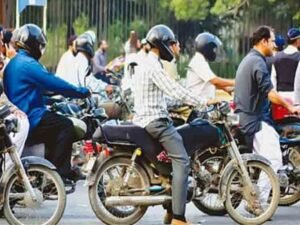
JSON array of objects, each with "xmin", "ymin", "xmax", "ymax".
[
  {"xmin": 192, "ymin": 150, "xmax": 228, "ymax": 216},
  {"xmin": 279, "ymin": 146, "xmax": 300, "ymax": 206},
  {"xmin": 4, "ymin": 165, "xmax": 66, "ymax": 225},
  {"xmin": 225, "ymin": 161, "xmax": 280, "ymax": 225},
  {"xmin": 89, "ymin": 157, "xmax": 150, "ymax": 225}
]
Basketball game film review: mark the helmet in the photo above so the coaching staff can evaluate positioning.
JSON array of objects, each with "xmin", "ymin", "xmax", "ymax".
[
  {"xmin": 195, "ymin": 32, "xmax": 224, "ymax": 62},
  {"xmin": 74, "ymin": 31, "xmax": 95, "ymax": 58},
  {"xmin": 146, "ymin": 24, "xmax": 177, "ymax": 62},
  {"xmin": 15, "ymin": 24, "xmax": 47, "ymax": 60}
]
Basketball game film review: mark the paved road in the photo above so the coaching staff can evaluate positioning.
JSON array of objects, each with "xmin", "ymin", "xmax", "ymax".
[{"xmin": 1, "ymin": 181, "xmax": 299, "ymax": 225}]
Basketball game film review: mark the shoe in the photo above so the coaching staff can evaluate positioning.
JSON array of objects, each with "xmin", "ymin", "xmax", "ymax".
[
  {"xmin": 72, "ymin": 155, "xmax": 85, "ymax": 167},
  {"xmin": 171, "ymin": 219, "xmax": 201, "ymax": 225},
  {"xmin": 245, "ymin": 201, "xmax": 264, "ymax": 216},
  {"xmin": 61, "ymin": 177, "xmax": 76, "ymax": 194},
  {"xmin": 64, "ymin": 166, "xmax": 86, "ymax": 182},
  {"xmin": 163, "ymin": 212, "xmax": 173, "ymax": 224}
]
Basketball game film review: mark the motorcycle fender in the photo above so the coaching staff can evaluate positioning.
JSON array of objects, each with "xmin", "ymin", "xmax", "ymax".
[
  {"xmin": 21, "ymin": 156, "xmax": 57, "ymax": 170},
  {"xmin": 0, "ymin": 156, "xmax": 56, "ymax": 205},
  {"xmin": 219, "ymin": 153, "xmax": 271, "ymax": 202}
]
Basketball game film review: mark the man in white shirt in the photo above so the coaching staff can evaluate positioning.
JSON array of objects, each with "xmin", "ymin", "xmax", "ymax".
[
  {"xmin": 186, "ymin": 32, "xmax": 234, "ymax": 100},
  {"xmin": 56, "ymin": 31, "xmax": 106, "ymax": 92},
  {"xmin": 56, "ymin": 35, "xmax": 77, "ymax": 80}
]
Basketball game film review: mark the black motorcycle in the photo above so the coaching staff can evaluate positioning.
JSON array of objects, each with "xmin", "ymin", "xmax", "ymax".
[{"xmin": 87, "ymin": 102, "xmax": 279, "ymax": 225}]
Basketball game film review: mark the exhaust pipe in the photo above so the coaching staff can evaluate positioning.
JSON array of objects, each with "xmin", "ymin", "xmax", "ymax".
[{"xmin": 105, "ymin": 195, "xmax": 172, "ymax": 207}]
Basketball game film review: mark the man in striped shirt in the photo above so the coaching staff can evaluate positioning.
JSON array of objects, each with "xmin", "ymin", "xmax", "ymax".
[{"xmin": 133, "ymin": 24, "xmax": 212, "ymax": 225}]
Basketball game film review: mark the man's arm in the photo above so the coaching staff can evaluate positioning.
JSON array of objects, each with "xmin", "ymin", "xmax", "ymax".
[
  {"xmin": 209, "ymin": 77, "xmax": 235, "ymax": 89},
  {"xmin": 271, "ymin": 65, "xmax": 277, "ymax": 89},
  {"xmin": 294, "ymin": 62, "xmax": 300, "ymax": 104},
  {"xmin": 27, "ymin": 61, "xmax": 90, "ymax": 98},
  {"xmin": 151, "ymin": 68, "xmax": 207, "ymax": 107},
  {"xmin": 268, "ymin": 89, "xmax": 297, "ymax": 113}
]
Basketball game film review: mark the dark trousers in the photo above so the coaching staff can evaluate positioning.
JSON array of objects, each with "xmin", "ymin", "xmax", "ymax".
[
  {"xmin": 145, "ymin": 118, "xmax": 190, "ymax": 217},
  {"xmin": 26, "ymin": 111, "xmax": 75, "ymax": 177}
]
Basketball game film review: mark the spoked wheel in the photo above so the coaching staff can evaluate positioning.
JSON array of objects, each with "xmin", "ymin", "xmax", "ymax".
[
  {"xmin": 279, "ymin": 147, "xmax": 300, "ymax": 206},
  {"xmin": 193, "ymin": 150, "xmax": 227, "ymax": 216},
  {"xmin": 89, "ymin": 157, "xmax": 150, "ymax": 225},
  {"xmin": 4, "ymin": 165, "xmax": 66, "ymax": 225},
  {"xmin": 225, "ymin": 161, "xmax": 280, "ymax": 225}
]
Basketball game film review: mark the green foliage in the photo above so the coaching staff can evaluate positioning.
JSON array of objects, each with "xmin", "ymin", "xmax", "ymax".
[
  {"xmin": 130, "ymin": 20, "xmax": 148, "ymax": 38},
  {"xmin": 211, "ymin": 0, "xmax": 243, "ymax": 15},
  {"xmin": 177, "ymin": 52, "xmax": 190, "ymax": 78},
  {"xmin": 73, "ymin": 13, "xmax": 90, "ymax": 35},
  {"xmin": 160, "ymin": 0, "xmax": 300, "ymax": 24},
  {"xmin": 41, "ymin": 24, "xmax": 67, "ymax": 71},
  {"xmin": 107, "ymin": 20, "xmax": 125, "ymax": 61},
  {"xmin": 167, "ymin": 0, "xmax": 211, "ymax": 21}
]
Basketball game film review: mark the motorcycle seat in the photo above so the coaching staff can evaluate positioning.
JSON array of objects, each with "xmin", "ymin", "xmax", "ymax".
[{"xmin": 93, "ymin": 119, "xmax": 220, "ymax": 157}]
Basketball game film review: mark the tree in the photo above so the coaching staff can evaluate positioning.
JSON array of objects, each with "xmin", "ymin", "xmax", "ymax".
[{"xmin": 160, "ymin": 0, "xmax": 300, "ymax": 24}]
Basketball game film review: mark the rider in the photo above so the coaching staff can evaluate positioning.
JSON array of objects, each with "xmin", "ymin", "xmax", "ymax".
[
  {"xmin": 0, "ymin": 27, "xmax": 29, "ymax": 168},
  {"xmin": 56, "ymin": 31, "xmax": 105, "ymax": 92},
  {"xmin": 234, "ymin": 25, "xmax": 300, "ymax": 209},
  {"xmin": 3, "ymin": 24, "xmax": 91, "ymax": 182},
  {"xmin": 186, "ymin": 32, "xmax": 235, "ymax": 100},
  {"xmin": 132, "ymin": 24, "xmax": 215, "ymax": 225}
]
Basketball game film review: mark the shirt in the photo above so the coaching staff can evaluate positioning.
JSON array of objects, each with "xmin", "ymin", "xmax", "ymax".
[
  {"xmin": 186, "ymin": 52, "xmax": 216, "ymax": 99},
  {"xmin": 122, "ymin": 51, "xmax": 144, "ymax": 91},
  {"xmin": 271, "ymin": 45, "xmax": 300, "ymax": 90},
  {"xmin": 3, "ymin": 50, "xmax": 90, "ymax": 130},
  {"xmin": 234, "ymin": 49, "xmax": 274, "ymax": 137},
  {"xmin": 56, "ymin": 52, "xmax": 105, "ymax": 92},
  {"xmin": 56, "ymin": 49, "xmax": 75, "ymax": 80},
  {"xmin": 132, "ymin": 51, "xmax": 207, "ymax": 127},
  {"xmin": 161, "ymin": 58, "xmax": 180, "ymax": 80},
  {"xmin": 93, "ymin": 49, "xmax": 107, "ymax": 74}
]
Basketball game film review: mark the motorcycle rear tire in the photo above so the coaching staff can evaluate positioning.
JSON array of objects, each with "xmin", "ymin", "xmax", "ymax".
[{"xmin": 89, "ymin": 156, "xmax": 150, "ymax": 225}]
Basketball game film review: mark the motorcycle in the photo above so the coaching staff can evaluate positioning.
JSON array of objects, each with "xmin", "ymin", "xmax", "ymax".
[
  {"xmin": 0, "ymin": 105, "xmax": 66, "ymax": 225},
  {"xmin": 193, "ymin": 100, "xmax": 300, "ymax": 216},
  {"xmin": 87, "ymin": 101, "xmax": 279, "ymax": 225}
]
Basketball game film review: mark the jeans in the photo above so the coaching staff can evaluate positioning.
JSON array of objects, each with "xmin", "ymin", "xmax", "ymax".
[
  {"xmin": 26, "ymin": 111, "xmax": 75, "ymax": 178},
  {"xmin": 145, "ymin": 118, "xmax": 189, "ymax": 217}
]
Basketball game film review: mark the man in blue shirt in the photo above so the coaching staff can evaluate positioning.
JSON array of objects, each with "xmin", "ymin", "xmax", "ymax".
[
  {"xmin": 3, "ymin": 24, "xmax": 90, "ymax": 182},
  {"xmin": 234, "ymin": 25, "xmax": 300, "ymax": 210}
]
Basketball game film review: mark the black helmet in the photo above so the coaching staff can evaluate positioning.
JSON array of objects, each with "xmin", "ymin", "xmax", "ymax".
[
  {"xmin": 195, "ymin": 32, "xmax": 224, "ymax": 62},
  {"xmin": 74, "ymin": 31, "xmax": 95, "ymax": 58},
  {"xmin": 146, "ymin": 24, "xmax": 177, "ymax": 62},
  {"xmin": 15, "ymin": 24, "xmax": 47, "ymax": 60}
]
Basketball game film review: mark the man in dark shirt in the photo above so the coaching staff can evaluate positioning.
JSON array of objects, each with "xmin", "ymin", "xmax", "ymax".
[
  {"xmin": 234, "ymin": 25, "xmax": 300, "ymax": 205},
  {"xmin": 93, "ymin": 39, "xmax": 110, "ymax": 83},
  {"xmin": 272, "ymin": 28, "xmax": 300, "ymax": 99}
]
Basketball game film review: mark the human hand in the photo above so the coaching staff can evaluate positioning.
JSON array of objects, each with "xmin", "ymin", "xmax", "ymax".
[
  {"xmin": 287, "ymin": 105, "xmax": 300, "ymax": 115},
  {"xmin": 224, "ymin": 86, "xmax": 234, "ymax": 95}
]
